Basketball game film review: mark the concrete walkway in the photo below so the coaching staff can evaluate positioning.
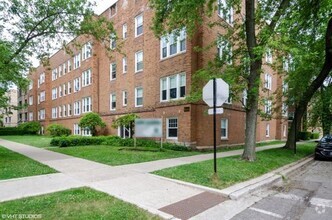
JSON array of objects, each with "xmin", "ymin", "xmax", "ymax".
[{"xmin": 0, "ymin": 139, "xmax": 307, "ymax": 219}]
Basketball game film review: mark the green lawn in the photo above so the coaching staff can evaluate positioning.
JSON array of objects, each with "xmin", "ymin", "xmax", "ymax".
[
  {"xmin": 0, "ymin": 187, "xmax": 160, "ymax": 220},
  {"xmin": 0, "ymin": 135, "xmax": 52, "ymax": 148},
  {"xmin": 0, "ymin": 146, "xmax": 56, "ymax": 180},
  {"xmin": 50, "ymin": 146, "xmax": 201, "ymax": 166},
  {"xmin": 153, "ymin": 143, "xmax": 315, "ymax": 190}
]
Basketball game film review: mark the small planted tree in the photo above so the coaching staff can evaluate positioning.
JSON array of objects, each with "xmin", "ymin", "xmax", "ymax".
[
  {"xmin": 18, "ymin": 121, "xmax": 41, "ymax": 134},
  {"xmin": 46, "ymin": 124, "xmax": 71, "ymax": 137},
  {"xmin": 78, "ymin": 112, "xmax": 106, "ymax": 136},
  {"xmin": 112, "ymin": 113, "xmax": 139, "ymax": 138}
]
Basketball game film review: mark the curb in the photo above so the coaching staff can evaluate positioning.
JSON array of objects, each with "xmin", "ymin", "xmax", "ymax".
[{"xmin": 151, "ymin": 155, "xmax": 314, "ymax": 201}]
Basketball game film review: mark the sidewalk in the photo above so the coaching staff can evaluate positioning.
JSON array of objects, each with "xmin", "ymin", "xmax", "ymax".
[{"xmin": 0, "ymin": 139, "xmax": 311, "ymax": 219}]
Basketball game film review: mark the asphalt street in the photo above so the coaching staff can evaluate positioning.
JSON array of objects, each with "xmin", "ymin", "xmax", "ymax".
[{"xmin": 232, "ymin": 160, "xmax": 332, "ymax": 220}]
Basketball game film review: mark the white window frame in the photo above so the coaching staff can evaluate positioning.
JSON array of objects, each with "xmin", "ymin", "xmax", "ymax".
[
  {"xmin": 110, "ymin": 93, "xmax": 116, "ymax": 110},
  {"xmin": 82, "ymin": 97, "xmax": 92, "ymax": 113},
  {"xmin": 68, "ymin": 104, "xmax": 72, "ymax": 116},
  {"xmin": 40, "ymin": 91, "xmax": 45, "ymax": 102},
  {"xmin": 122, "ymin": 23, "xmax": 127, "ymax": 39},
  {"xmin": 266, "ymin": 48, "xmax": 273, "ymax": 64},
  {"xmin": 122, "ymin": 91, "xmax": 127, "ymax": 107},
  {"xmin": 82, "ymin": 69, "xmax": 92, "ymax": 87},
  {"xmin": 74, "ymin": 123, "xmax": 81, "ymax": 135},
  {"xmin": 166, "ymin": 117, "xmax": 178, "ymax": 140},
  {"xmin": 160, "ymin": 29, "xmax": 186, "ymax": 59},
  {"xmin": 283, "ymin": 124, "xmax": 287, "ymax": 137},
  {"xmin": 282, "ymin": 103, "xmax": 288, "ymax": 117},
  {"xmin": 59, "ymin": 106, "xmax": 62, "ymax": 118},
  {"xmin": 217, "ymin": 38, "xmax": 232, "ymax": 65},
  {"xmin": 266, "ymin": 124, "xmax": 270, "ymax": 137},
  {"xmin": 122, "ymin": 57, "xmax": 127, "ymax": 73},
  {"xmin": 135, "ymin": 87, "xmax": 143, "ymax": 107},
  {"xmin": 135, "ymin": 51, "xmax": 143, "ymax": 73},
  {"xmin": 110, "ymin": 62, "xmax": 117, "ymax": 80},
  {"xmin": 52, "ymin": 88, "xmax": 57, "ymax": 100},
  {"xmin": 74, "ymin": 101, "xmax": 81, "ymax": 115},
  {"xmin": 68, "ymin": 82, "xmax": 72, "ymax": 94},
  {"xmin": 74, "ymin": 53, "xmax": 81, "ymax": 69},
  {"xmin": 40, "ymin": 109, "xmax": 45, "ymax": 120},
  {"xmin": 52, "ymin": 69, "xmax": 57, "ymax": 81},
  {"xmin": 221, "ymin": 119, "xmax": 228, "ymax": 139},
  {"xmin": 29, "ymin": 96, "xmax": 33, "ymax": 105},
  {"xmin": 135, "ymin": 14, "xmax": 143, "ymax": 37},
  {"xmin": 68, "ymin": 59, "xmax": 72, "ymax": 72},
  {"xmin": 110, "ymin": 33, "xmax": 116, "ymax": 49},
  {"xmin": 218, "ymin": 0, "xmax": 233, "ymax": 25},
  {"xmin": 74, "ymin": 77, "xmax": 81, "ymax": 92},
  {"xmin": 160, "ymin": 73, "xmax": 186, "ymax": 102},
  {"xmin": 59, "ymin": 86, "xmax": 62, "ymax": 97},
  {"xmin": 264, "ymin": 73, "xmax": 272, "ymax": 90},
  {"xmin": 63, "ymin": 105, "xmax": 67, "ymax": 117},
  {"xmin": 52, "ymin": 107, "xmax": 58, "ymax": 119},
  {"xmin": 29, "ymin": 112, "xmax": 33, "ymax": 121},
  {"xmin": 82, "ymin": 42, "xmax": 92, "ymax": 60},
  {"xmin": 264, "ymin": 100, "xmax": 272, "ymax": 115}
]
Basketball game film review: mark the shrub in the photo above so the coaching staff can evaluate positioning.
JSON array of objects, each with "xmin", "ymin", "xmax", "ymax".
[
  {"xmin": 79, "ymin": 112, "xmax": 106, "ymax": 136},
  {"xmin": 0, "ymin": 127, "xmax": 25, "ymax": 135},
  {"xmin": 298, "ymin": 131, "xmax": 312, "ymax": 140},
  {"xmin": 310, "ymin": 132, "xmax": 320, "ymax": 139},
  {"xmin": 18, "ymin": 121, "xmax": 41, "ymax": 135},
  {"xmin": 47, "ymin": 124, "xmax": 71, "ymax": 137}
]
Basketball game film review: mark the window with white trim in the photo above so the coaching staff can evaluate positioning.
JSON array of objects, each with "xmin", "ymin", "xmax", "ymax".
[
  {"xmin": 63, "ymin": 83, "xmax": 67, "ymax": 96},
  {"xmin": 110, "ymin": 33, "xmax": 116, "ymax": 49},
  {"xmin": 264, "ymin": 73, "xmax": 272, "ymax": 90},
  {"xmin": 74, "ymin": 53, "xmax": 81, "ymax": 69},
  {"xmin": 217, "ymin": 37, "xmax": 232, "ymax": 64},
  {"xmin": 74, "ymin": 77, "xmax": 81, "ymax": 92},
  {"xmin": 221, "ymin": 119, "xmax": 228, "ymax": 139},
  {"xmin": 63, "ymin": 105, "xmax": 67, "ymax": 117},
  {"xmin": 29, "ymin": 112, "xmax": 33, "ymax": 121},
  {"xmin": 123, "ymin": 23, "xmax": 127, "ymax": 39},
  {"xmin": 282, "ymin": 103, "xmax": 288, "ymax": 117},
  {"xmin": 28, "ymin": 81, "xmax": 33, "ymax": 90},
  {"xmin": 160, "ymin": 73, "xmax": 186, "ymax": 101},
  {"xmin": 52, "ymin": 107, "xmax": 57, "ymax": 119},
  {"xmin": 135, "ymin": 14, "xmax": 143, "ymax": 37},
  {"xmin": 63, "ymin": 63, "xmax": 67, "ymax": 74},
  {"xmin": 68, "ymin": 59, "xmax": 72, "ymax": 72},
  {"xmin": 265, "ymin": 48, "xmax": 273, "ymax": 64},
  {"xmin": 40, "ymin": 91, "xmax": 45, "ymax": 102},
  {"xmin": 118, "ymin": 125, "xmax": 131, "ymax": 139},
  {"xmin": 68, "ymin": 104, "xmax": 72, "ymax": 116},
  {"xmin": 68, "ymin": 82, "xmax": 72, "ymax": 94},
  {"xmin": 110, "ymin": 93, "xmax": 116, "ymax": 110},
  {"xmin": 283, "ymin": 124, "xmax": 287, "ymax": 137},
  {"xmin": 29, "ymin": 96, "xmax": 33, "ymax": 105},
  {"xmin": 39, "ymin": 73, "xmax": 45, "ymax": 84},
  {"xmin": 82, "ymin": 97, "xmax": 92, "ymax": 113},
  {"xmin": 52, "ymin": 88, "xmax": 57, "ymax": 100},
  {"xmin": 59, "ymin": 106, "xmax": 62, "ymax": 118},
  {"xmin": 74, "ymin": 101, "xmax": 81, "ymax": 115},
  {"xmin": 135, "ymin": 51, "xmax": 143, "ymax": 72},
  {"xmin": 161, "ymin": 29, "xmax": 186, "ymax": 59},
  {"xmin": 59, "ymin": 65, "xmax": 63, "ymax": 77},
  {"xmin": 82, "ymin": 42, "xmax": 92, "ymax": 60},
  {"xmin": 82, "ymin": 127, "xmax": 92, "ymax": 136},
  {"xmin": 74, "ymin": 123, "xmax": 81, "ymax": 135},
  {"xmin": 242, "ymin": 89, "xmax": 247, "ymax": 106},
  {"xmin": 218, "ymin": 0, "xmax": 233, "ymax": 24},
  {"xmin": 264, "ymin": 100, "xmax": 272, "ymax": 115},
  {"xmin": 135, "ymin": 87, "xmax": 143, "ymax": 107},
  {"xmin": 266, "ymin": 124, "xmax": 270, "ymax": 137},
  {"xmin": 282, "ymin": 81, "xmax": 288, "ymax": 94},
  {"xmin": 59, "ymin": 86, "xmax": 62, "ymax": 97},
  {"xmin": 40, "ymin": 109, "xmax": 45, "ymax": 120},
  {"xmin": 37, "ymin": 94, "xmax": 40, "ymax": 104},
  {"xmin": 123, "ymin": 91, "xmax": 127, "ymax": 106},
  {"xmin": 122, "ymin": 57, "xmax": 127, "ymax": 73},
  {"xmin": 110, "ymin": 63, "xmax": 116, "ymax": 80},
  {"xmin": 82, "ymin": 69, "xmax": 92, "ymax": 86},
  {"xmin": 52, "ymin": 69, "xmax": 57, "ymax": 81},
  {"xmin": 167, "ymin": 118, "xmax": 178, "ymax": 139}
]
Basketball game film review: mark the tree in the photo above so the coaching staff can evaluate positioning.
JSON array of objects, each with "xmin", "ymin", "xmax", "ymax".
[
  {"xmin": 150, "ymin": 0, "xmax": 290, "ymax": 161},
  {"xmin": 79, "ymin": 112, "xmax": 106, "ymax": 136},
  {"xmin": 112, "ymin": 113, "xmax": 139, "ymax": 138},
  {"xmin": 0, "ymin": 0, "xmax": 114, "ymax": 106}
]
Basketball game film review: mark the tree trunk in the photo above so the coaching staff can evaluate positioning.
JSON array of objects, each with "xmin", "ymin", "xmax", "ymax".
[
  {"xmin": 243, "ymin": 99, "xmax": 259, "ymax": 161},
  {"xmin": 285, "ymin": 17, "xmax": 332, "ymax": 149}
]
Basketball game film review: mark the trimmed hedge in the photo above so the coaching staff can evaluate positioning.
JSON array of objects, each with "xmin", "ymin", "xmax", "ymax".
[
  {"xmin": 298, "ymin": 131, "xmax": 312, "ymax": 140},
  {"xmin": 47, "ymin": 124, "xmax": 71, "ymax": 137},
  {"xmin": 310, "ymin": 132, "xmax": 320, "ymax": 139},
  {"xmin": 0, "ymin": 127, "xmax": 26, "ymax": 135},
  {"xmin": 50, "ymin": 135, "xmax": 190, "ymax": 151},
  {"xmin": 18, "ymin": 122, "xmax": 41, "ymax": 135}
]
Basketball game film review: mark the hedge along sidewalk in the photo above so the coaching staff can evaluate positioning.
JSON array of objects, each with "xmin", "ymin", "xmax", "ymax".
[
  {"xmin": 152, "ymin": 143, "xmax": 316, "ymax": 190},
  {"xmin": 0, "ymin": 146, "xmax": 57, "ymax": 180}
]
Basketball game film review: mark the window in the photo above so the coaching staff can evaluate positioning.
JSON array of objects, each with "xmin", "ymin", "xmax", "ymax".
[
  {"xmin": 283, "ymin": 125, "xmax": 287, "ymax": 137},
  {"xmin": 242, "ymin": 89, "xmax": 247, "ymax": 106},
  {"xmin": 68, "ymin": 104, "xmax": 72, "ymax": 116},
  {"xmin": 37, "ymin": 95, "xmax": 40, "ymax": 104},
  {"xmin": 52, "ymin": 88, "xmax": 57, "ymax": 100},
  {"xmin": 63, "ymin": 84, "xmax": 67, "ymax": 96},
  {"xmin": 40, "ymin": 109, "xmax": 45, "ymax": 120},
  {"xmin": 52, "ymin": 69, "xmax": 57, "ymax": 81},
  {"xmin": 110, "ymin": 33, "xmax": 116, "ymax": 49},
  {"xmin": 39, "ymin": 73, "xmax": 45, "ymax": 84},
  {"xmin": 40, "ymin": 91, "xmax": 45, "ymax": 102},
  {"xmin": 82, "ymin": 127, "xmax": 92, "ymax": 136},
  {"xmin": 123, "ymin": 91, "xmax": 127, "ymax": 106},
  {"xmin": 74, "ymin": 77, "xmax": 81, "ymax": 92},
  {"xmin": 282, "ymin": 103, "xmax": 288, "ymax": 117},
  {"xmin": 59, "ymin": 86, "xmax": 62, "ymax": 97},
  {"xmin": 52, "ymin": 107, "xmax": 57, "ymax": 119},
  {"xmin": 135, "ymin": 14, "xmax": 143, "ymax": 37},
  {"xmin": 110, "ymin": 3, "xmax": 117, "ymax": 17},
  {"xmin": 118, "ymin": 125, "xmax": 131, "ymax": 139},
  {"xmin": 82, "ymin": 69, "xmax": 92, "ymax": 86},
  {"xmin": 217, "ymin": 38, "xmax": 232, "ymax": 64},
  {"xmin": 28, "ymin": 81, "xmax": 33, "ymax": 90},
  {"xmin": 59, "ymin": 106, "xmax": 62, "ymax": 118},
  {"xmin": 135, "ymin": 87, "xmax": 143, "ymax": 107},
  {"xmin": 29, "ymin": 112, "xmax": 33, "ymax": 121},
  {"xmin": 161, "ymin": 29, "xmax": 186, "ymax": 59},
  {"xmin": 110, "ymin": 93, "xmax": 116, "ymax": 110},
  {"xmin": 74, "ymin": 123, "xmax": 81, "ymax": 135},
  {"xmin": 266, "ymin": 124, "xmax": 270, "ymax": 137},
  {"xmin": 63, "ymin": 105, "xmax": 67, "ymax": 117},
  {"xmin": 63, "ymin": 63, "xmax": 67, "ymax": 74},
  {"xmin": 59, "ymin": 65, "xmax": 63, "ymax": 77},
  {"xmin": 221, "ymin": 119, "xmax": 228, "ymax": 139},
  {"xmin": 82, "ymin": 42, "xmax": 92, "ymax": 60},
  {"xmin": 68, "ymin": 59, "xmax": 72, "ymax": 72},
  {"xmin": 218, "ymin": 0, "xmax": 233, "ymax": 24},
  {"xmin": 135, "ymin": 51, "xmax": 143, "ymax": 72},
  {"xmin": 123, "ymin": 23, "xmax": 127, "ymax": 39},
  {"xmin": 110, "ymin": 63, "xmax": 117, "ymax": 80},
  {"xmin": 122, "ymin": 57, "xmax": 127, "ymax": 73},
  {"xmin": 29, "ymin": 96, "xmax": 33, "ymax": 105},
  {"xmin": 167, "ymin": 118, "xmax": 178, "ymax": 139},
  {"xmin": 82, "ymin": 97, "xmax": 92, "ymax": 113},
  {"xmin": 74, "ymin": 53, "xmax": 81, "ymax": 69},
  {"xmin": 282, "ymin": 81, "xmax": 288, "ymax": 94},
  {"xmin": 283, "ymin": 55, "xmax": 294, "ymax": 72},
  {"xmin": 74, "ymin": 101, "xmax": 81, "ymax": 115},
  {"xmin": 264, "ymin": 73, "xmax": 272, "ymax": 90},
  {"xmin": 68, "ymin": 82, "xmax": 72, "ymax": 94},
  {"xmin": 264, "ymin": 100, "xmax": 272, "ymax": 115},
  {"xmin": 265, "ymin": 48, "xmax": 273, "ymax": 64},
  {"xmin": 160, "ymin": 73, "xmax": 186, "ymax": 101}
]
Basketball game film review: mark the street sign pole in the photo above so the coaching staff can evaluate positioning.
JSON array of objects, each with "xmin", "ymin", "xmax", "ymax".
[{"xmin": 213, "ymin": 78, "xmax": 217, "ymax": 173}]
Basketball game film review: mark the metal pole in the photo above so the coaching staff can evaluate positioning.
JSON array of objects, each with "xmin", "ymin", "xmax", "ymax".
[{"xmin": 213, "ymin": 78, "xmax": 217, "ymax": 173}]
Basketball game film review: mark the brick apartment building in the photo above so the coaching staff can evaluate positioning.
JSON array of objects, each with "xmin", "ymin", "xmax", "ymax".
[
  {"xmin": 20, "ymin": 0, "xmax": 289, "ymax": 147},
  {"xmin": 1, "ymin": 89, "xmax": 18, "ymax": 127}
]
